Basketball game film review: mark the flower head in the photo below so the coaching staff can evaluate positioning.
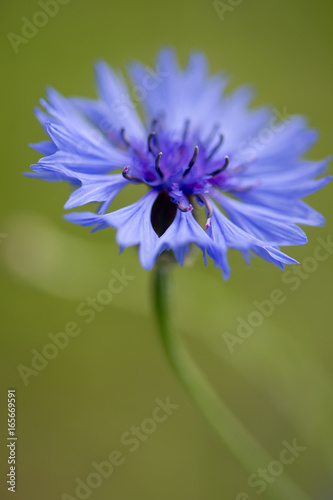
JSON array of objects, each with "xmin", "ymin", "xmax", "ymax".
[{"xmin": 28, "ymin": 49, "xmax": 331, "ymax": 278}]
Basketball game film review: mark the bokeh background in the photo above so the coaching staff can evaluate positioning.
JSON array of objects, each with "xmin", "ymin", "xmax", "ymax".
[{"xmin": 1, "ymin": 0, "xmax": 332, "ymax": 499}]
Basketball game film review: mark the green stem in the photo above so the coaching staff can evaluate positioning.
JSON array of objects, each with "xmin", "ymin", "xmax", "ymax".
[{"xmin": 153, "ymin": 264, "xmax": 311, "ymax": 500}]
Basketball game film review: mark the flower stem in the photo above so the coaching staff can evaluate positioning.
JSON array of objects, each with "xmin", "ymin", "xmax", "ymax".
[{"xmin": 152, "ymin": 264, "xmax": 312, "ymax": 500}]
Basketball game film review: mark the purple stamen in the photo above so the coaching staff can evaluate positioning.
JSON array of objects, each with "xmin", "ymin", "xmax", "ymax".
[
  {"xmin": 182, "ymin": 119, "xmax": 190, "ymax": 144},
  {"xmin": 177, "ymin": 201, "xmax": 193, "ymax": 212},
  {"xmin": 205, "ymin": 123, "xmax": 219, "ymax": 147},
  {"xmin": 183, "ymin": 145, "xmax": 199, "ymax": 177},
  {"xmin": 155, "ymin": 152, "xmax": 164, "ymax": 178},
  {"xmin": 122, "ymin": 166, "xmax": 142, "ymax": 183},
  {"xmin": 206, "ymin": 134, "xmax": 224, "ymax": 161},
  {"xmin": 120, "ymin": 128, "xmax": 130, "ymax": 148},
  {"xmin": 209, "ymin": 156, "xmax": 229, "ymax": 176},
  {"xmin": 151, "ymin": 118, "xmax": 159, "ymax": 130},
  {"xmin": 148, "ymin": 132, "xmax": 157, "ymax": 155}
]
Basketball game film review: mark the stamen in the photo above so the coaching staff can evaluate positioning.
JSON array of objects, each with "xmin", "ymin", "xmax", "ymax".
[
  {"xmin": 183, "ymin": 145, "xmax": 199, "ymax": 177},
  {"xmin": 205, "ymin": 124, "xmax": 219, "ymax": 147},
  {"xmin": 155, "ymin": 152, "xmax": 164, "ymax": 178},
  {"xmin": 121, "ymin": 128, "xmax": 145, "ymax": 158},
  {"xmin": 177, "ymin": 202, "xmax": 193, "ymax": 212},
  {"xmin": 151, "ymin": 118, "xmax": 159, "ymax": 130},
  {"xmin": 182, "ymin": 119, "xmax": 190, "ymax": 144},
  {"xmin": 150, "ymin": 119, "xmax": 161, "ymax": 152},
  {"xmin": 120, "ymin": 128, "xmax": 130, "ymax": 148},
  {"xmin": 148, "ymin": 132, "xmax": 157, "ymax": 154},
  {"xmin": 206, "ymin": 134, "xmax": 224, "ymax": 161},
  {"xmin": 122, "ymin": 166, "xmax": 142, "ymax": 183},
  {"xmin": 209, "ymin": 156, "xmax": 229, "ymax": 176},
  {"xmin": 197, "ymin": 194, "xmax": 213, "ymax": 229}
]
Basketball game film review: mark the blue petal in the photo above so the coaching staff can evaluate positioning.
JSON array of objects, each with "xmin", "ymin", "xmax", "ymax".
[
  {"xmin": 29, "ymin": 141, "xmax": 57, "ymax": 155},
  {"xmin": 255, "ymin": 116, "xmax": 318, "ymax": 161},
  {"xmin": 34, "ymin": 106, "xmax": 52, "ymax": 129},
  {"xmin": 156, "ymin": 210, "xmax": 231, "ymax": 276},
  {"xmin": 128, "ymin": 49, "xmax": 229, "ymax": 137},
  {"xmin": 30, "ymin": 163, "xmax": 129, "ymax": 212},
  {"xmin": 236, "ymin": 178, "xmax": 331, "ymax": 224},
  {"xmin": 212, "ymin": 191, "xmax": 308, "ymax": 246},
  {"xmin": 157, "ymin": 210, "xmax": 210, "ymax": 254},
  {"xmin": 94, "ymin": 61, "xmax": 146, "ymax": 141},
  {"xmin": 24, "ymin": 171, "xmax": 70, "ymax": 183},
  {"xmin": 109, "ymin": 192, "xmax": 160, "ymax": 269},
  {"xmin": 64, "ymin": 211, "xmax": 103, "ymax": 227},
  {"xmin": 64, "ymin": 174, "xmax": 128, "ymax": 211},
  {"xmin": 242, "ymin": 156, "xmax": 331, "ymax": 181},
  {"xmin": 30, "ymin": 162, "xmax": 104, "ymax": 186},
  {"xmin": 66, "ymin": 191, "xmax": 160, "ymax": 270},
  {"xmin": 206, "ymin": 199, "xmax": 298, "ymax": 272},
  {"xmin": 36, "ymin": 149, "xmax": 128, "ymax": 174},
  {"xmin": 252, "ymin": 246, "xmax": 299, "ymax": 270},
  {"xmin": 44, "ymin": 122, "xmax": 129, "ymax": 166}
]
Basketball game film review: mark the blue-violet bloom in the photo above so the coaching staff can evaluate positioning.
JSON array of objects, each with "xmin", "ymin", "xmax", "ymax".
[{"xmin": 27, "ymin": 49, "xmax": 331, "ymax": 278}]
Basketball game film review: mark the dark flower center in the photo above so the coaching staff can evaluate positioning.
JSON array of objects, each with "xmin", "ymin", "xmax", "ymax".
[
  {"xmin": 151, "ymin": 190, "xmax": 178, "ymax": 236},
  {"xmin": 119, "ymin": 119, "xmax": 230, "ymax": 233}
]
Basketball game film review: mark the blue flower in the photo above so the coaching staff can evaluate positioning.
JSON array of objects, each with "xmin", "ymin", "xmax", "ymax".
[{"xmin": 28, "ymin": 49, "xmax": 331, "ymax": 278}]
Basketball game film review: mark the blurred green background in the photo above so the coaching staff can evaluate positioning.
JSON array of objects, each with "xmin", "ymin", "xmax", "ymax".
[{"xmin": 0, "ymin": 0, "xmax": 332, "ymax": 499}]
